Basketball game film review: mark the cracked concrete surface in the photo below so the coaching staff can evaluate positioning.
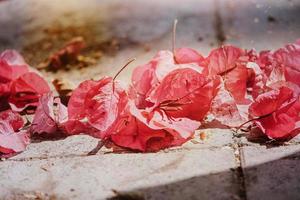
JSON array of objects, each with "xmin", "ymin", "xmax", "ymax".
[{"xmin": 1, "ymin": 0, "xmax": 300, "ymax": 199}]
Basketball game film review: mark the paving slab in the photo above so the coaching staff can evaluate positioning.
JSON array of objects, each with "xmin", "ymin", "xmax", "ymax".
[
  {"xmin": 6, "ymin": 128, "xmax": 234, "ymax": 161},
  {"xmin": 1, "ymin": 148, "xmax": 239, "ymax": 200},
  {"xmin": 241, "ymin": 145, "xmax": 300, "ymax": 200},
  {"xmin": 220, "ymin": 0, "xmax": 300, "ymax": 50}
]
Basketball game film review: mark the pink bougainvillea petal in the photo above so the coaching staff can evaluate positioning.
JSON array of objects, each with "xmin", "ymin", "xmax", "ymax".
[
  {"xmin": 0, "ymin": 110, "xmax": 29, "ymax": 156},
  {"xmin": 210, "ymin": 82, "xmax": 248, "ymax": 127},
  {"xmin": 224, "ymin": 64, "xmax": 249, "ymax": 103},
  {"xmin": 249, "ymin": 86, "xmax": 294, "ymax": 117},
  {"xmin": 68, "ymin": 79, "xmax": 100, "ymax": 119},
  {"xmin": 131, "ymin": 62, "xmax": 157, "ymax": 108},
  {"xmin": 130, "ymin": 50, "xmax": 204, "ymax": 109},
  {"xmin": 273, "ymin": 42, "xmax": 300, "ymax": 86},
  {"xmin": 249, "ymin": 86, "xmax": 300, "ymax": 140},
  {"xmin": 206, "ymin": 45, "xmax": 244, "ymax": 75},
  {"xmin": 0, "ymin": 109, "xmax": 24, "ymax": 131},
  {"xmin": 0, "ymin": 50, "xmax": 29, "ymax": 82},
  {"xmin": 110, "ymin": 115, "xmax": 174, "ymax": 152},
  {"xmin": 174, "ymin": 48, "xmax": 205, "ymax": 65},
  {"xmin": 66, "ymin": 77, "xmax": 128, "ymax": 139},
  {"xmin": 0, "ymin": 127, "xmax": 29, "ymax": 155},
  {"xmin": 148, "ymin": 68, "xmax": 220, "ymax": 121},
  {"xmin": 30, "ymin": 93, "xmax": 67, "ymax": 137},
  {"xmin": 84, "ymin": 77, "xmax": 128, "ymax": 138},
  {"xmin": 9, "ymin": 72, "xmax": 50, "ymax": 112},
  {"xmin": 110, "ymin": 101, "xmax": 200, "ymax": 152},
  {"xmin": 253, "ymin": 98, "xmax": 300, "ymax": 140},
  {"xmin": 130, "ymin": 101, "xmax": 200, "ymax": 139},
  {"xmin": 0, "ymin": 50, "xmax": 27, "ymax": 66}
]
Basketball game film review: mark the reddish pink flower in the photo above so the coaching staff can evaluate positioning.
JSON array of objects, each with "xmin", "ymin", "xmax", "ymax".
[
  {"xmin": 65, "ymin": 77, "xmax": 128, "ymax": 139},
  {"xmin": 131, "ymin": 51, "xmax": 203, "ymax": 108},
  {"xmin": 110, "ymin": 101, "xmax": 200, "ymax": 152},
  {"xmin": 148, "ymin": 68, "xmax": 220, "ymax": 121},
  {"xmin": 174, "ymin": 48, "xmax": 205, "ymax": 66},
  {"xmin": 249, "ymin": 87, "xmax": 300, "ymax": 140},
  {"xmin": 273, "ymin": 41, "xmax": 300, "ymax": 86},
  {"xmin": 67, "ymin": 79, "xmax": 99, "ymax": 120},
  {"xmin": 0, "ymin": 50, "xmax": 50, "ymax": 112},
  {"xmin": 8, "ymin": 72, "xmax": 50, "ymax": 112},
  {"xmin": 210, "ymin": 82, "xmax": 248, "ymax": 127},
  {"xmin": 63, "ymin": 79, "xmax": 100, "ymax": 136},
  {"xmin": 0, "ymin": 50, "xmax": 29, "ymax": 82},
  {"xmin": 0, "ymin": 110, "xmax": 29, "ymax": 157},
  {"xmin": 30, "ymin": 93, "xmax": 67, "ymax": 138},
  {"xmin": 205, "ymin": 46, "xmax": 249, "ymax": 103},
  {"xmin": 256, "ymin": 50, "xmax": 275, "ymax": 77},
  {"xmin": 84, "ymin": 77, "xmax": 128, "ymax": 138}
]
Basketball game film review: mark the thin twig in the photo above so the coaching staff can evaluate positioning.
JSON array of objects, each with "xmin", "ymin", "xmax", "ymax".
[
  {"xmin": 113, "ymin": 58, "xmax": 136, "ymax": 81},
  {"xmin": 172, "ymin": 19, "xmax": 178, "ymax": 56},
  {"xmin": 87, "ymin": 140, "xmax": 107, "ymax": 156}
]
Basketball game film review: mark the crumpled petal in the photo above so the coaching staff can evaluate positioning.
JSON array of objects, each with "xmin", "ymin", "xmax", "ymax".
[
  {"xmin": 84, "ymin": 77, "xmax": 128, "ymax": 138},
  {"xmin": 0, "ymin": 110, "xmax": 29, "ymax": 156},
  {"xmin": 205, "ymin": 46, "xmax": 249, "ymax": 103},
  {"xmin": 249, "ymin": 86, "xmax": 300, "ymax": 140},
  {"xmin": 67, "ymin": 79, "xmax": 100, "ymax": 119},
  {"xmin": 273, "ymin": 41, "xmax": 300, "ymax": 86},
  {"xmin": 249, "ymin": 86, "xmax": 294, "ymax": 117},
  {"xmin": 253, "ymin": 98, "xmax": 300, "ymax": 140},
  {"xmin": 224, "ymin": 64, "xmax": 249, "ymax": 103},
  {"xmin": 110, "ymin": 101, "xmax": 200, "ymax": 152},
  {"xmin": 210, "ymin": 82, "xmax": 248, "ymax": 127},
  {"xmin": 0, "ymin": 109, "xmax": 24, "ymax": 131},
  {"xmin": 148, "ymin": 68, "xmax": 220, "ymax": 121},
  {"xmin": 174, "ymin": 48, "xmax": 205, "ymax": 66},
  {"xmin": 66, "ymin": 77, "xmax": 128, "ymax": 139},
  {"xmin": 8, "ymin": 72, "xmax": 50, "ymax": 112},
  {"xmin": 30, "ymin": 93, "xmax": 67, "ymax": 138},
  {"xmin": 0, "ymin": 50, "xmax": 29, "ymax": 82},
  {"xmin": 206, "ymin": 45, "xmax": 245, "ymax": 75},
  {"xmin": 131, "ymin": 50, "xmax": 203, "ymax": 108}
]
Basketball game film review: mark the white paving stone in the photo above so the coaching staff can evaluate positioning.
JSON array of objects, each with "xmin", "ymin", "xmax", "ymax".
[{"xmin": 1, "ymin": 148, "xmax": 239, "ymax": 200}]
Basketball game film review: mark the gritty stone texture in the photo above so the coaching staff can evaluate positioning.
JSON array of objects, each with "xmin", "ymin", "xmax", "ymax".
[
  {"xmin": 10, "ymin": 135, "xmax": 100, "ymax": 160},
  {"xmin": 1, "ymin": 148, "xmax": 238, "ymax": 200},
  {"xmin": 220, "ymin": 0, "xmax": 300, "ymax": 50},
  {"xmin": 242, "ymin": 145, "xmax": 300, "ymax": 200}
]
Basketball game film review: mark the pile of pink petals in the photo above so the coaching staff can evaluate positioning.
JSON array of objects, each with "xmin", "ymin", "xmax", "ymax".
[{"xmin": 1, "ymin": 39, "xmax": 300, "ymax": 158}]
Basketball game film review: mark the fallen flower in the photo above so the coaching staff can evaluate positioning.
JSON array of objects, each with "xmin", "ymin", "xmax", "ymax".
[
  {"xmin": 8, "ymin": 72, "xmax": 51, "ymax": 112},
  {"xmin": 0, "ymin": 50, "xmax": 50, "ymax": 112},
  {"xmin": 0, "ymin": 50, "xmax": 29, "ymax": 82},
  {"xmin": 66, "ymin": 77, "xmax": 129, "ymax": 138},
  {"xmin": 205, "ymin": 45, "xmax": 249, "ymax": 103},
  {"xmin": 110, "ymin": 101, "xmax": 200, "ymax": 152},
  {"xmin": 174, "ymin": 47, "xmax": 205, "ymax": 66},
  {"xmin": 249, "ymin": 86, "xmax": 300, "ymax": 140},
  {"xmin": 210, "ymin": 81, "xmax": 248, "ymax": 127},
  {"xmin": 273, "ymin": 40, "xmax": 300, "ymax": 86},
  {"xmin": 30, "ymin": 93, "xmax": 67, "ymax": 138},
  {"xmin": 42, "ymin": 37, "xmax": 86, "ymax": 71},
  {"xmin": 131, "ymin": 50, "xmax": 203, "ymax": 109},
  {"xmin": 147, "ymin": 68, "xmax": 220, "ymax": 121},
  {"xmin": 0, "ymin": 110, "xmax": 29, "ymax": 157}
]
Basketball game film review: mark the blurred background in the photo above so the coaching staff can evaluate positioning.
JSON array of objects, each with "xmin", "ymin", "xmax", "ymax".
[{"xmin": 0, "ymin": 0, "xmax": 299, "ymax": 85}]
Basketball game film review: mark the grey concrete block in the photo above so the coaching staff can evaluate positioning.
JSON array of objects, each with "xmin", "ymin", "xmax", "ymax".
[
  {"xmin": 220, "ymin": 0, "xmax": 300, "ymax": 50},
  {"xmin": 242, "ymin": 145, "xmax": 300, "ymax": 200},
  {"xmin": 0, "ymin": 148, "xmax": 239, "ymax": 200}
]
